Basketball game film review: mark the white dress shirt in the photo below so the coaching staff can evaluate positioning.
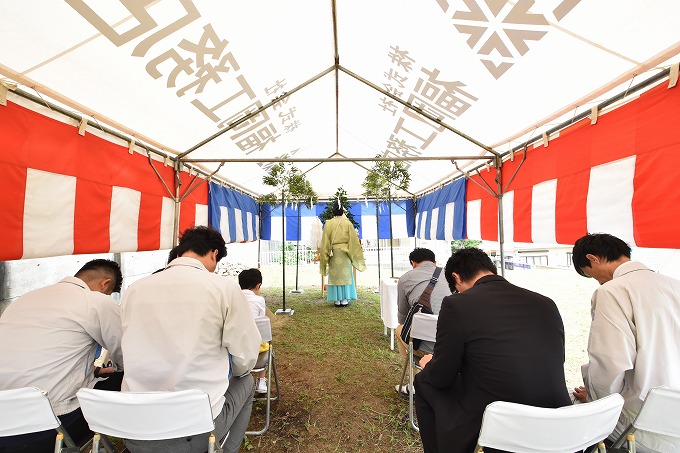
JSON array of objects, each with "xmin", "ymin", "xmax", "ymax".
[
  {"xmin": 121, "ymin": 257, "xmax": 260, "ymax": 418},
  {"xmin": 242, "ymin": 289, "xmax": 266, "ymax": 319},
  {"xmin": 0, "ymin": 277, "xmax": 123, "ymax": 415},
  {"xmin": 583, "ymin": 261, "xmax": 680, "ymax": 453}
]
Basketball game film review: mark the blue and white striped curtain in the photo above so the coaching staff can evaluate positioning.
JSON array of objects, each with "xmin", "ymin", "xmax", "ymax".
[
  {"xmin": 208, "ymin": 182, "xmax": 260, "ymax": 243},
  {"xmin": 356, "ymin": 200, "xmax": 414, "ymax": 240},
  {"xmin": 415, "ymin": 178, "xmax": 466, "ymax": 240},
  {"xmin": 262, "ymin": 200, "xmax": 415, "ymax": 241}
]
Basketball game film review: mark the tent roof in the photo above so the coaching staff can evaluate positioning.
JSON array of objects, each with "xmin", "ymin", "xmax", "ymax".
[{"xmin": 2, "ymin": 0, "xmax": 679, "ymax": 198}]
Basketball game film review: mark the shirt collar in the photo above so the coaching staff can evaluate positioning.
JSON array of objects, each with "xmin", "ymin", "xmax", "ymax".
[
  {"xmin": 60, "ymin": 276, "xmax": 89, "ymax": 289},
  {"xmin": 613, "ymin": 260, "xmax": 649, "ymax": 279},
  {"xmin": 166, "ymin": 256, "xmax": 210, "ymax": 272}
]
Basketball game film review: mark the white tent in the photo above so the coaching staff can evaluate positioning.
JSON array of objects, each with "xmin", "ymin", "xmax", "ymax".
[{"xmin": 1, "ymin": 0, "xmax": 680, "ymax": 259}]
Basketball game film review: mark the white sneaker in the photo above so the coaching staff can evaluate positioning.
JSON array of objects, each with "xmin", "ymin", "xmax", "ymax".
[
  {"xmin": 395, "ymin": 383, "xmax": 414, "ymax": 396},
  {"xmin": 255, "ymin": 378, "xmax": 268, "ymax": 394},
  {"xmin": 340, "ymin": 299, "xmax": 349, "ymax": 306}
]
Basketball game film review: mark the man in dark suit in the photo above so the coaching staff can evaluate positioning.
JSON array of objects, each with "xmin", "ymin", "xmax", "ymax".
[{"xmin": 414, "ymin": 248, "xmax": 572, "ymax": 453}]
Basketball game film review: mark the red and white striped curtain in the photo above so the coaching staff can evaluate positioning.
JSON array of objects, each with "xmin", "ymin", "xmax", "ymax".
[
  {"xmin": 466, "ymin": 81, "xmax": 680, "ymax": 248},
  {"xmin": 0, "ymin": 99, "xmax": 208, "ymax": 261}
]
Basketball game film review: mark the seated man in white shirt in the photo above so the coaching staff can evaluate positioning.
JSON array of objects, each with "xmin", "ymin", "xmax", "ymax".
[
  {"xmin": 0, "ymin": 259, "xmax": 124, "ymax": 452},
  {"xmin": 121, "ymin": 226, "xmax": 261, "ymax": 453},
  {"xmin": 572, "ymin": 233, "xmax": 680, "ymax": 453}
]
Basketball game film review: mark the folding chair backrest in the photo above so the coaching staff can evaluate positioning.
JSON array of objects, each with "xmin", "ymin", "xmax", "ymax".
[
  {"xmin": 411, "ymin": 312, "xmax": 437, "ymax": 343},
  {"xmin": 0, "ymin": 387, "xmax": 61, "ymax": 436},
  {"xmin": 76, "ymin": 388, "xmax": 215, "ymax": 440},
  {"xmin": 477, "ymin": 393, "xmax": 624, "ymax": 453},
  {"xmin": 633, "ymin": 386, "xmax": 680, "ymax": 438},
  {"xmin": 254, "ymin": 316, "xmax": 272, "ymax": 343}
]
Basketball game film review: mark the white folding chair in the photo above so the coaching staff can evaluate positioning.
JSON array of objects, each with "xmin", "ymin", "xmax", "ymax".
[
  {"xmin": 0, "ymin": 387, "xmax": 85, "ymax": 452},
  {"xmin": 76, "ymin": 388, "xmax": 222, "ymax": 453},
  {"xmin": 246, "ymin": 315, "xmax": 280, "ymax": 436},
  {"xmin": 396, "ymin": 312, "xmax": 438, "ymax": 432},
  {"xmin": 475, "ymin": 393, "xmax": 624, "ymax": 453},
  {"xmin": 610, "ymin": 385, "xmax": 680, "ymax": 452}
]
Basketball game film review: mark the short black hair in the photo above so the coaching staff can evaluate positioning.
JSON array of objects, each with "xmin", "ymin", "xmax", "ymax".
[
  {"xmin": 444, "ymin": 248, "xmax": 496, "ymax": 293},
  {"xmin": 409, "ymin": 248, "xmax": 435, "ymax": 264},
  {"xmin": 175, "ymin": 226, "xmax": 227, "ymax": 261},
  {"xmin": 238, "ymin": 268, "xmax": 263, "ymax": 290},
  {"xmin": 572, "ymin": 233, "xmax": 631, "ymax": 277},
  {"xmin": 75, "ymin": 259, "xmax": 123, "ymax": 293},
  {"xmin": 332, "ymin": 201, "xmax": 343, "ymax": 217},
  {"xmin": 167, "ymin": 247, "xmax": 178, "ymax": 264}
]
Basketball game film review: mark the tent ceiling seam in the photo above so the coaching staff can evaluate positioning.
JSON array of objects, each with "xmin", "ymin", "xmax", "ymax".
[{"xmin": 550, "ymin": 23, "xmax": 640, "ymax": 66}]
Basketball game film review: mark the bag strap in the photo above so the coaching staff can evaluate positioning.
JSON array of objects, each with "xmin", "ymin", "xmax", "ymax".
[{"xmin": 416, "ymin": 267, "xmax": 442, "ymax": 310}]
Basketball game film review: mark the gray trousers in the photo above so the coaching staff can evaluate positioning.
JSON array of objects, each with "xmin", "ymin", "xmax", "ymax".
[{"xmin": 124, "ymin": 375, "xmax": 255, "ymax": 453}]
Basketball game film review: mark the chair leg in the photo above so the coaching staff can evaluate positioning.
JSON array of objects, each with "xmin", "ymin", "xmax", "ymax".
[
  {"xmin": 54, "ymin": 426, "xmax": 85, "ymax": 453},
  {"xmin": 98, "ymin": 435, "xmax": 116, "ymax": 453},
  {"xmin": 91, "ymin": 434, "xmax": 101, "ymax": 453},
  {"xmin": 408, "ymin": 341, "xmax": 419, "ymax": 432},
  {"xmin": 55, "ymin": 432, "xmax": 64, "ymax": 453},
  {"xmin": 247, "ymin": 346, "xmax": 277, "ymax": 435},
  {"xmin": 397, "ymin": 350, "xmax": 409, "ymax": 390},
  {"xmin": 270, "ymin": 349, "xmax": 280, "ymax": 401},
  {"xmin": 611, "ymin": 425, "xmax": 635, "ymax": 449}
]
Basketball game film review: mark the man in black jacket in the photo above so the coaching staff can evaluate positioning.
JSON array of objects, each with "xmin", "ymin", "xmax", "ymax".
[{"xmin": 414, "ymin": 248, "xmax": 572, "ymax": 453}]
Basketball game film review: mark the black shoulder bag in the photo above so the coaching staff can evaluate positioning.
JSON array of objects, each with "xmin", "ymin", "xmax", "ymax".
[{"xmin": 400, "ymin": 266, "xmax": 442, "ymax": 350}]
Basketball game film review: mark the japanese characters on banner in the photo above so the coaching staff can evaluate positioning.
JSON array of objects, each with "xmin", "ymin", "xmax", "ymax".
[
  {"xmin": 378, "ymin": 45, "xmax": 477, "ymax": 165},
  {"xmin": 67, "ymin": 1, "xmax": 298, "ymax": 156}
]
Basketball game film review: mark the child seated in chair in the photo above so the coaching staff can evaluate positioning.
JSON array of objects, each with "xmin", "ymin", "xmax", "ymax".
[{"xmin": 238, "ymin": 268, "xmax": 270, "ymax": 394}]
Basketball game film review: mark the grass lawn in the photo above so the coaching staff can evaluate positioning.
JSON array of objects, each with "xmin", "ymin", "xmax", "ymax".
[{"xmin": 245, "ymin": 285, "xmax": 422, "ymax": 452}]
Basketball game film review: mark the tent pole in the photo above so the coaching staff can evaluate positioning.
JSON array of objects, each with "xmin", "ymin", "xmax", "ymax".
[
  {"xmin": 495, "ymin": 157, "xmax": 506, "ymax": 278},
  {"xmin": 376, "ymin": 202, "xmax": 381, "ymax": 285},
  {"xmin": 291, "ymin": 203, "xmax": 303, "ymax": 294},
  {"xmin": 179, "ymin": 66, "xmax": 335, "ymax": 159},
  {"xmin": 388, "ymin": 195, "xmax": 395, "ymax": 278},
  {"xmin": 172, "ymin": 162, "xmax": 182, "ymax": 247},
  {"xmin": 338, "ymin": 65, "xmax": 498, "ymax": 157},
  {"xmin": 277, "ymin": 196, "xmax": 293, "ymax": 315},
  {"xmin": 257, "ymin": 204, "xmax": 262, "ymax": 270},
  {"xmin": 184, "ymin": 155, "xmax": 492, "ymax": 164}
]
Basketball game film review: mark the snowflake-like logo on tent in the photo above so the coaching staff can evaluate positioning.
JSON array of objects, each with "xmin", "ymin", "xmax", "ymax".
[{"xmin": 438, "ymin": 0, "xmax": 582, "ymax": 79}]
